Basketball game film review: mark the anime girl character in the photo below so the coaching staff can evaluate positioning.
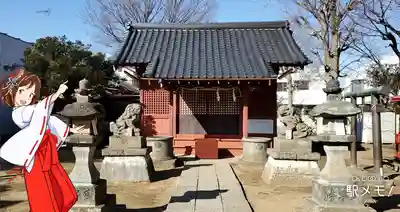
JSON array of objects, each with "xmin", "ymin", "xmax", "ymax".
[{"xmin": 0, "ymin": 68, "xmax": 77, "ymax": 212}]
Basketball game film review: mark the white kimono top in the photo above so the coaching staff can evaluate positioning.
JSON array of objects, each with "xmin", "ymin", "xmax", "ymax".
[{"xmin": 0, "ymin": 97, "xmax": 69, "ymax": 172}]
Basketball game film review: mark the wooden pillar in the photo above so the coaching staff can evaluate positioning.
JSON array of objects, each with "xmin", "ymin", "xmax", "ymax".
[
  {"xmin": 140, "ymin": 89, "xmax": 145, "ymax": 134},
  {"xmin": 171, "ymin": 90, "xmax": 177, "ymax": 137},
  {"xmin": 242, "ymin": 88, "xmax": 249, "ymax": 138},
  {"xmin": 371, "ymin": 94, "xmax": 383, "ymax": 175}
]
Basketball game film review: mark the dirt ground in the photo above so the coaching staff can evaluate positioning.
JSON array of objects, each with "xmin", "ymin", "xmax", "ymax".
[
  {"xmin": 231, "ymin": 144, "xmax": 400, "ymax": 212},
  {"xmin": 0, "ymin": 149, "xmax": 181, "ymax": 212}
]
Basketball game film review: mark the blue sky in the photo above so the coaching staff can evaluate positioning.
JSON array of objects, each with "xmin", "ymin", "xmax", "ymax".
[{"xmin": 0, "ymin": 0, "xmax": 286, "ymax": 55}]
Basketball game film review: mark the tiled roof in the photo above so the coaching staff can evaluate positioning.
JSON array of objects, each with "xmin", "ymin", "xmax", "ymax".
[{"xmin": 115, "ymin": 21, "xmax": 310, "ymax": 80}]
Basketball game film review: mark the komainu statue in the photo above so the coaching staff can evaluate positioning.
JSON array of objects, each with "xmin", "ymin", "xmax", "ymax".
[
  {"xmin": 278, "ymin": 105, "xmax": 313, "ymax": 139},
  {"xmin": 109, "ymin": 103, "xmax": 141, "ymax": 136}
]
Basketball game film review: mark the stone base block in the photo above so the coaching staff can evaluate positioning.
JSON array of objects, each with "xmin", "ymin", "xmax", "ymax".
[
  {"xmin": 70, "ymin": 194, "xmax": 116, "ymax": 212},
  {"xmin": 311, "ymin": 178, "xmax": 367, "ymax": 207},
  {"xmin": 267, "ymin": 148, "xmax": 321, "ymax": 161},
  {"xmin": 102, "ymin": 147, "xmax": 150, "ymax": 157},
  {"xmin": 275, "ymin": 137, "xmax": 312, "ymax": 152},
  {"xmin": 109, "ymin": 135, "xmax": 146, "ymax": 149},
  {"xmin": 262, "ymin": 156, "xmax": 320, "ymax": 186},
  {"xmin": 100, "ymin": 155, "xmax": 154, "ymax": 182},
  {"xmin": 74, "ymin": 179, "xmax": 107, "ymax": 206}
]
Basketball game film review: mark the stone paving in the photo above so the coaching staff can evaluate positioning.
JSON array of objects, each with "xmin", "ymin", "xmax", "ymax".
[
  {"xmin": 0, "ymin": 155, "xmax": 252, "ymax": 212},
  {"xmin": 166, "ymin": 159, "xmax": 252, "ymax": 212}
]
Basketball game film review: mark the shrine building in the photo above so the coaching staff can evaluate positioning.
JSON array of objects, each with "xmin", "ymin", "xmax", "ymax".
[{"xmin": 114, "ymin": 21, "xmax": 310, "ymax": 156}]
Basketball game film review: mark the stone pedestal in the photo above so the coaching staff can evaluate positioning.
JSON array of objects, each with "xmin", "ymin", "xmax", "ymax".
[
  {"xmin": 147, "ymin": 136, "xmax": 175, "ymax": 161},
  {"xmin": 70, "ymin": 146, "xmax": 100, "ymax": 183},
  {"xmin": 319, "ymin": 145, "xmax": 352, "ymax": 182},
  {"xmin": 100, "ymin": 135, "xmax": 154, "ymax": 182},
  {"xmin": 261, "ymin": 137, "xmax": 320, "ymax": 186},
  {"xmin": 238, "ymin": 137, "xmax": 271, "ymax": 170},
  {"xmin": 101, "ymin": 154, "xmax": 153, "ymax": 182},
  {"xmin": 306, "ymin": 136, "xmax": 375, "ymax": 212},
  {"xmin": 67, "ymin": 134, "xmax": 115, "ymax": 212}
]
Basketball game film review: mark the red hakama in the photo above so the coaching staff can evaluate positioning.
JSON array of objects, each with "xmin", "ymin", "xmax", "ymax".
[{"xmin": 24, "ymin": 129, "xmax": 77, "ymax": 212}]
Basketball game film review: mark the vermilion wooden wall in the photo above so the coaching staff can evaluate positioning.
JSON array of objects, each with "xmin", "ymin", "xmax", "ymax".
[
  {"xmin": 140, "ymin": 80, "xmax": 278, "ymax": 156},
  {"xmin": 141, "ymin": 85, "xmax": 172, "ymax": 136}
]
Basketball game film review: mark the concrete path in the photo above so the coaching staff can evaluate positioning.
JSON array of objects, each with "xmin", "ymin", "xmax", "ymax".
[{"xmin": 166, "ymin": 159, "xmax": 252, "ymax": 212}]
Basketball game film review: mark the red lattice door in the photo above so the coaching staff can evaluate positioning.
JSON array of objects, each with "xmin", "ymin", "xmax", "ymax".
[{"xmin": 142, "ymin": 89, "xmax": 171, "ymax": 136}]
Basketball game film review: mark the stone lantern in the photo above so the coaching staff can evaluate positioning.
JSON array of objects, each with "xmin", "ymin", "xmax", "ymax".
[
  {"xmin": 303, "ymin": 78, "xmax": 373, "ymax": 211},
  {"xmin": 59, "ymin": 78, "xmax": 115, "ymax": 211}
]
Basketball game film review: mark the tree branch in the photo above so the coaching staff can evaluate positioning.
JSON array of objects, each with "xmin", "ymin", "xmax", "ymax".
[{"xmin": 82, "ymin": 0, "xmax": 216, "ymax": 47}]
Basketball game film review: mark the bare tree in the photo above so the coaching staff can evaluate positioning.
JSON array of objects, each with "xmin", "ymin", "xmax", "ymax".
[
  {"xmin": 84, "ymin": 0, "xmax": 216, "ymax": 47},
  {"xmin": 279, "ymin": 0, "xmax": 362, "ymax": 82},
  {"xmin": 351, "ymin": 0, "xmax": 400, "ymax": 64},
  {"xmin": 366, "ymin": 63, "xmax": 400, "ymax": 95},
  {"xmin": 345, "ymin": 0, "xmax": 400, "ymax": 93}
]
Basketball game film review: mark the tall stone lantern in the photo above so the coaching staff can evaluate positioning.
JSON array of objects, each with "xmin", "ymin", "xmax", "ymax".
[
  {"xmin": 304, "ymin": 78, "xmax": 372, "ymax": 211},
  {"xmin": 59, "ymin": 79, "xmax": 114, "ymax": 211}
]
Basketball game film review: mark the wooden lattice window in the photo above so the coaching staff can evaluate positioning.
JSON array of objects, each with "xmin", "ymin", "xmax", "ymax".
[
  {"xmin": 178, "ymin": 88, "xmax": 241, "ymax": 135},
  {"xmin": 208, "ymin": 90, "xmax": 241, "ymax": 115},
  {"xmin": 180, "ymin": 90, "xmax": 207, "ymax": 115},
  {"xmin": 143, "ymin": 89, "xmax": 170, "ymax": 115},
  {"xmin": 179, "ymin": 89, "xmax": 241, "ymax": 115}
]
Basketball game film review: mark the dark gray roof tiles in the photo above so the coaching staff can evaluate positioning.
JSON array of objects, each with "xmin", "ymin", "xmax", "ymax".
[{"xmin": 115, "ymin": 21, "xmax": 310, "ymax": 80}]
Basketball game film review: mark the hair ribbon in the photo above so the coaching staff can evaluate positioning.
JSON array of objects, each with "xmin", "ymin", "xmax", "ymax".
[{"xmin": 2, "ymin": 70, "xmax": 23, "ymax": 96}]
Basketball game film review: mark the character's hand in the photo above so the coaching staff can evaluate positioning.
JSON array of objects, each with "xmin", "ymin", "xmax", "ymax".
[{"xmin": 56, "ymin": 81, "xmax": 68, "ymax": 95}]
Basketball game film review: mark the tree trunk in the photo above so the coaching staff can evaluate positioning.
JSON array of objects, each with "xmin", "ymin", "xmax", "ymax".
[
  {"xmin": 322, "ymin": 0, "xmax": 341, "ymax": 82},
  {"xmin": 287, "ymin": 74, "xmax": 294, "ymax": 113},
  {"xmin": 286, "ymin": 74, "xmax": 294, "ymax": 139}
]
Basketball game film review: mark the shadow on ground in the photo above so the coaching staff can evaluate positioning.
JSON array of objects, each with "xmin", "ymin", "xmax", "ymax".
[
  {"xmin": 362, "ymin": 157, "xmax": 400, "ymax": 173},
  {"xmin": 368, "ymin": 194, "xmax": 400, "ymax": 211},
  {"xmin": 169, "ymin": 189, "xmax": 228, "ymax": 203},
  {"xmin": 119, "ymin": 204, "xmax": 167, "ymax": 212},
  {"xmin": 151, "ymin": 161, "xmax": 212, "ymax": 182},
  {"xmin": 108, "ymin": 157, "xmax": 214, "ymax": 211},
  {"xmin": 0, "ymin": 184, "xmax": 24, "ymax": 209},
  {"xmin": 0, "ymin": 200, "xmax": 25, "ymax": 208}
]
